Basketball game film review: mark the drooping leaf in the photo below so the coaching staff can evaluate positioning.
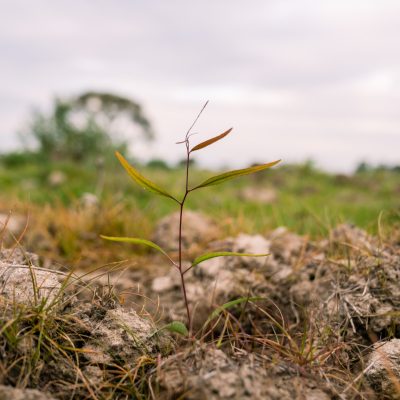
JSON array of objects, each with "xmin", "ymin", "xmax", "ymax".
[
  {"xmin": 205, "ymin": 297, "xmax": 265, "ymax": 326},
  {"xmin": 115, "ymin": 151, "xmax": 178, "ymax": 203},
  {"xmin": 190, "ymin": 128, "xmax": 232, "ymax": 153},
  {"xmin": 162, "ymin": 321, "xmax": 189, "ymax": 336},
  {"xmin": 192, "ymin": 160, "xmax": 281, "ymax": 190},
  {"xmin": 100, "ymin": 235, "xmax": 170, "ymax": 259},
  {"xmin": 192, "ymin": 251, "xmax": 269, "ymax": 267}
]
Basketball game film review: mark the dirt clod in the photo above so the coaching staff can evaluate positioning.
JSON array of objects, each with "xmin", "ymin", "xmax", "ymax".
[
  {"xmin": 158, "ymin": 346, "xmax": 333, "ymax": 400},
  {"xmin": 0, "ymin": 385, "xmax": 55, "ymax": 400},
  {"xmin": 366, "ymin": 339, "xmax": 400, "ymax": 397},
  {"xmin": 0, "ymin": 249, "xmax": 60, "ymax": 305}
]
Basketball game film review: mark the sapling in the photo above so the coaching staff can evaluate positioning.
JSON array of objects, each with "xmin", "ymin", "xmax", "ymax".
[{"xmin": 102, "ymin": 103, "xmax": 280, "ymax": 333}]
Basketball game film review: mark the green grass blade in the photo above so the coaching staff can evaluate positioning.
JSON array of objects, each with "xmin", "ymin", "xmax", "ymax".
[
  {"xmin": 115, "ymin": 151, "xmax": 179, "ymax": 203},
  {"xmin": 190, "ymin": 128, "xmax": 232, "ymax": 152},
  {"xmin": 192, "ymin": 160, "xmax": 281, "ymax": 190},
  {"xmin": 205, "ymin": 297, "xmax": 265, "ymax": 326},
  {"xmin": 192, "ymin": 251, "xmax": 269, "ymax": 266}
]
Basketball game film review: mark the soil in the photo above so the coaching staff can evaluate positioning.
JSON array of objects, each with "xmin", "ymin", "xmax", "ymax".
[{"xmin": 1, "ymin": 222, "xmax": 400, "ymax": 398}]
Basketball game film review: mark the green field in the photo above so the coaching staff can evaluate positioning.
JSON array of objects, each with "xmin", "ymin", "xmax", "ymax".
[
  {"xmin": 0, "ymin": 153, "xmax": 399, "ymax": 265},
  {"xmin": 1, "ymin": 154, "xmax": 399, "ymax": 229}
]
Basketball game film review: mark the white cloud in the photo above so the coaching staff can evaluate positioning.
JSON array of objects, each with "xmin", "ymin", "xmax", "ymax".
[{"xmin": 0, "ymin": 0, "xmax": 399, "ymax": 171}]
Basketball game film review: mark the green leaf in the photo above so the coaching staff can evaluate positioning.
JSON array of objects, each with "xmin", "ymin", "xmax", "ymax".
[
  {"xmin": 162, "ymin": 321, "xmax": 189, "ymax": 336},
  {"xmin": 100, "ymin": 235, "xmax": 170, "ymax": 259},
  {"xmin": 205, "ymin": 297, "xmax": 265, "ymax": 326},
  {"xmin": 149, "ymin": 321, "xmax": 189, "ymax": 338},
  {"xmin": 115, "ymin": 151, "xmax": 178, "ymax": 203},
  {"xmin": 190, "ymin": 128, "xmax": 232, "ymax": 152},
  {"xmin": 192, "ymin": 252, "xmax": 269, "ymax": 266},
  {"xmin": 192, "ymin": 160, "xmax": 281, "ymax": 190}
]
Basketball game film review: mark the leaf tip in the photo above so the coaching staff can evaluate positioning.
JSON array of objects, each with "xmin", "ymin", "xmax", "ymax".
[
  {"xmin": 100, "ymin": 234, "xmax": 112, "ymax": 241},
  {"xmin": 115, "ymin": 151, "xmax": 125, "ymax": 163}
]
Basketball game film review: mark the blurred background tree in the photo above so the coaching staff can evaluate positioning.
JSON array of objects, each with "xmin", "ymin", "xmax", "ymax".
[{"xmin": 21, "ymin": 91, "xmax": 154, "ymax": 162}]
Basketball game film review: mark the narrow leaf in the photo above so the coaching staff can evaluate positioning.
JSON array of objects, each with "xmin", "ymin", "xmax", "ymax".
[
  {"xmin": 100, "ymin": 235, "xmax": 170, "ymax": 259},
  {"xmin": 192, "ymin": 160, "xmax": 281, "ymax": 190},
  {"xmin": 115, "ymin": 151, "xmax": 178, "ymax": 203},
  {"xmin": 205, "ymin": 297, "xmax": 265, "ymax": 326},
  {"xmin": 149, "ymin": 321, "xmax": 189, "ymax": 338},
  {"xmin": 162, "ymin": 321, "xmax": 189, "ymax": 336},
  {"xmin": 192, "ymin": 252, "xmax": 269, "ymax": 267},
  {"xmin": 190, "ymin": 128, "xmax": 232, "ymax": 152}
]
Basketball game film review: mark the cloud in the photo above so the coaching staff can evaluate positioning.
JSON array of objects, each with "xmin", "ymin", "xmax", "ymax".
[{"xmin": 0, "ymin": 0, "xmax": 399, "ymax": 171}]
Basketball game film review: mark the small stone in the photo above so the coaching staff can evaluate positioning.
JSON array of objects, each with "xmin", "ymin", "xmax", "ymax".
[
  {"xmin": 0, "ymin": 213, "xmax": 26, "ymax": 236},
  {"xmin": 48, "ymin": 170, "xmax": 66, "ymax": 186},
  {"xmin": 152, "ymin": 276, "xmax": 175, "ymax": 293}
]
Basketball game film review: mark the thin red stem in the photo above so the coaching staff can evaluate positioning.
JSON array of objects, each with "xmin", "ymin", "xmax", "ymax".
[
  {"xmin": 177, "ymin": 101, "xmax": 208, "ymax": 332},
  {"xmin": 178, "ymin": 143, "xmax": 192, "ymax": 329}
]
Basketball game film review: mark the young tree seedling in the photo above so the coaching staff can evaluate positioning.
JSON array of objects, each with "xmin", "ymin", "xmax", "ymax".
[{"xmin": 102, "ymin": 103, "xmax": 281, "ymax": 334}]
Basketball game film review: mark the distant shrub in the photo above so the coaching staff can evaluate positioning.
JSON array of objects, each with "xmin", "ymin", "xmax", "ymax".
[
  {"xmin": 146, "ymin": 159, "xmax": 171, "ymax": 170},
  {"xmin": 21, "ymin": 91, "xmax": 154, "ymax": 162},
  {"xmin": 356, "ymin": 162, "xmax": 371, "ymax": 173}
]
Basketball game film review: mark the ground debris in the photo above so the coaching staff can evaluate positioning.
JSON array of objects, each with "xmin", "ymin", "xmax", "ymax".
[
  {"xmin": 0, "ymin": 249, "xmax": 172, "ymax": 399},
  {"xmin": 329, "ymin": 223, "xmax": 379, "ymax": 254},
  {"xmin": 2, "ymin": 222, "xmax": 400, "ymax": 399},
  {"xmin": 158, "ymin": 346, "xmax": 333, "ymax": 400},
  {"xmin": 0, "ymin": 385, "xmax": 55, "ymax": 400}
]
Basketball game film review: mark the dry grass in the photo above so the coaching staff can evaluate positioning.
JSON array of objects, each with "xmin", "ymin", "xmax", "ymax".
[{"xmin": 0, "ymin": 174, "xmax": 400, "ymax": 398}]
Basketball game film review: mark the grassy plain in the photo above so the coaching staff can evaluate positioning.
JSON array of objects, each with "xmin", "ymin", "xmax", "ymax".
[{"xmin": 0, "ymin": 154, "xmax": 398, "ymax": 264}]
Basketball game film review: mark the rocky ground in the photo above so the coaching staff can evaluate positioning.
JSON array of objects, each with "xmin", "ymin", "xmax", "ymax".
[{"xmin": 1, "ymin": 211, "xmax": 400, "ymax": 399}]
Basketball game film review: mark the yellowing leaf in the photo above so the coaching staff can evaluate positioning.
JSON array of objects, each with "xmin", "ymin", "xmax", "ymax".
[
  {"xmin": 192, "ymin": 160, "xmax": 281, "ymax": 190},
  {"xmin": 115, "ymin": 151, "xmax": 178, "ymax": 203},
  {"xmin": 190, "ymin": 128, "xmax": 232, "ymax": 152},
  {"xmin": 192, "ymin": 251, "xmax": 269, "ymax": 266}
]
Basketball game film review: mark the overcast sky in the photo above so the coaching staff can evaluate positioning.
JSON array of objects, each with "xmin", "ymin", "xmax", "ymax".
[{"xmin": 1, "ymin": 0, "xmax": 399, "ymax": 171}]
